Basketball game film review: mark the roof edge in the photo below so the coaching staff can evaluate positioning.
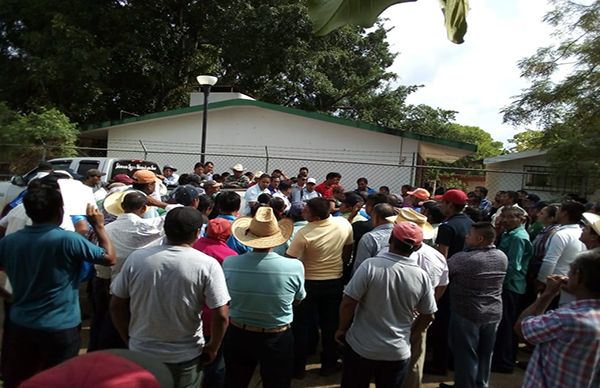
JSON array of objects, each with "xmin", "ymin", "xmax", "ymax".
[{"xmin": 83, "ymin": 99, "xmax": 477, "ymax": 152}]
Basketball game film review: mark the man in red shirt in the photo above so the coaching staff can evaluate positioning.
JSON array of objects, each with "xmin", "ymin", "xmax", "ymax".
[{"xmin": 315, "ymin": 172, "xmax": 341, "ymax": 198}]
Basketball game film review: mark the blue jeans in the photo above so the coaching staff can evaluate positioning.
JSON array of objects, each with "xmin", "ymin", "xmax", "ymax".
[
  {"xmin": 341, "ymin": 344, "xmax": 409, "ymax": 388},
  {"xmin": 224, "ymin": 325, "xmax": 294, "ymax": 388},
  {"xmin": 202, "ymin": 335, "xmax": 225, "ymax": 388},
  {"xmin": 449, "ymin": 312, "xmax": 499, "ymax": 388},
  {"xmin": 292, "ymin": 278, "xmax": 343, "ymax": 373},
  {"xmin": 492, "ymin": 289, "xmax": 521, "ymax": 371}
]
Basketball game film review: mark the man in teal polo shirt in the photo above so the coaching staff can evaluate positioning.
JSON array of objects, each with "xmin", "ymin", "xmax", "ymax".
[
  {"xmin": 0, "ymin": 187, "xmax": 116, "ymax": 387},
  {"xmin": 223, "ymin": 207, "xmax": 306, "ymax": 388},
  {"xmin": 492, "ymin": 206, "xmax": 533, "ymax": 373}
]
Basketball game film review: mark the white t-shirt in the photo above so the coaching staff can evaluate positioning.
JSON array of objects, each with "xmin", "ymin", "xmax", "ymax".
[
  {"xmin": 111, "ymin": 245, "xmax": 231, "ymax": 363},
  {"xmin": 0, "ymin": 203, "xmax": 74, "ymax": 235},
  {"xmin": 344, "ymin": 251, "xmax": 437, "ymax": 361},
  {"xmin": 412, "ymin": 243, "xmax": 449, "ymax": 288}
]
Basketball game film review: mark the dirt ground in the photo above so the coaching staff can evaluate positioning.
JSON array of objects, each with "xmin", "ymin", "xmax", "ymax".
[{"xmin": 1, "ymin": 297, "xmax": 525, "ymax": 388}]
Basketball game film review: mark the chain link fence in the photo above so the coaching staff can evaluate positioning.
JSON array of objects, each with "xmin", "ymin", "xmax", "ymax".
[{"xmin": 1, "ymin": 143, "xmax": 598, "ymax": 202}]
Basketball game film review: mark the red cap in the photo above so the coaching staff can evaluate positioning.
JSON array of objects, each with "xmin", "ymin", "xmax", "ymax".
[
  {"xmin": 112, "ymin": 174, "xmax": 134, "ymax": 184},
  {"xmin": 441, "ymin": 189, "xmax": 468, "ymax": 205},
  {"xmin": 392, "ymin": 221, "xmax": 424, "ymax": 247},
  {"xmin": 406, "ymin": 188, "xmax": 430, "ymax": 201},
  {"xmin": 206, "ymin": 218, "xmax": 232, "ymax": 241}
]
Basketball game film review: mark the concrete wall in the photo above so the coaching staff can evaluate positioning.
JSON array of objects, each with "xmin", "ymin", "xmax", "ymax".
[{"xmin": 105, "ymin": 105, "xmax": 419, "ymax": 191}]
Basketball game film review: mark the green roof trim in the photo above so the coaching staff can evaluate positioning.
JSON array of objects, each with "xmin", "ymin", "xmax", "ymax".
[{"xmin": 84, "ymin": 99, "xmax": 477, "ymax": 152}]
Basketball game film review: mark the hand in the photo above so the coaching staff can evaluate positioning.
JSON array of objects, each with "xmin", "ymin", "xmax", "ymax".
[
  {"xmin": 334, "ymin": 329, "xmax": 346, "ymax": 345},
  {"xmin": 145, "ymin": 195, "xmax": 163, "ymax": 207},
  {"xmin": 543, "ymin": 275, "xmax": 568, "ymax": 296},
  {"xmin": 200, "ymin": 345, "xmax": 218, "ymax": 366},
  {"xmin": 86, "ymin": 204, "xmax": 104, "ymax": 227}
]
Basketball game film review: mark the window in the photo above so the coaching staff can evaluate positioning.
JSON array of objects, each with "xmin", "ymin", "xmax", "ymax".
[
  {"xmin": 523, "ymin": 165, "xmax": 593, "ymax": 193},
  {"xmin": 77, "ymin": 160, "xmax": 100, "ymax": 176}
]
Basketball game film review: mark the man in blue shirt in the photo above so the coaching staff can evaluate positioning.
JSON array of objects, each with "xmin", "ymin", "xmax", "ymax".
[
  {"xmin": 223, "ymin": 207, "xmax": 306, "ymax": 388},
  {"xmin": 0, "ymin": 187, "xmax": 115, "ymax": 387}
]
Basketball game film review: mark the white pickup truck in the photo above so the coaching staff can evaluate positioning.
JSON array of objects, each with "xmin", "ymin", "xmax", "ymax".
[{"xmin": 0, "ymin": 157, "xmax": 161, "ymax": 215}]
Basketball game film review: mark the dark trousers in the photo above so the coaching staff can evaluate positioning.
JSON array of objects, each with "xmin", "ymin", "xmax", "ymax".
[
  {"xmin": 202, "ymin": 335, "xmax": 225, "ymax": 388},
  {"xmin": 492, "ymin": 289, "xmax": 521, "ymax": 371},
  {"xmin": 292, "ymin": 278, "xmax": 343, "ymax": 372},
  {"xmin": 341, "ymin": 344, "xmax": 409, "ymax": 388},
  {"xmin": 426, "ymin": 289, "xmax": 451, "ymax": 372},
  {"xmin": 2, "ymin": 321, "xmax": 80, "ymax": 388},
  {"xmin": 88, "ymin": 277, "xmax": 126, "ymax": 351},
  {"xmin": 223, "ymin": 325, "xmax": 294, "ymax": 388}
]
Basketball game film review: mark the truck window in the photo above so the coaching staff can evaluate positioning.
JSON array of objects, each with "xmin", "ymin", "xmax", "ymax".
[{"xmin": 77, "ymin": 160, "xmax": 101, "ymax": 176}]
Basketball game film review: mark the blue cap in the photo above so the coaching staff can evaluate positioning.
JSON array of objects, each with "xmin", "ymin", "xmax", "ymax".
[{"xmin": 174, "ymin": 185, "xmax": 201, "ymax": 206}]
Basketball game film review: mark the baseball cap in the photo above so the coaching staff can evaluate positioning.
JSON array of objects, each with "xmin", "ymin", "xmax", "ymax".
[
  {"xmin": 407, "ymin": 188, "xmax": 430, "ymax": 201},
  {"xmin": 86, "ymin": 169, "xmax": 106, "ymax": 178},
  {"xmin": 392, "ymin": 221, "xmax": 424, "ymax": 247},
  {"xmin": 174, "ymin": 185, "xmax": 202, "ymax": 206},
  {"xmin": 206, "ymin": 218, "xmax": 232, "ymax": 241},
  {"xmin": 440, "ymin": 189, "xmax": 468, "ymax": 205},
  {"xmin": 132, "ymin": 170, "xmax": 157, "ymax": 184},
  {"xmin": 306, "ymin": 177, "xmax": 317, "ymax": 184},
  {"xmin": 163, "ymin": 164, "xmax": 178, "ymax": 172},
  {"xmin": 112, "ymin": 174, "xmax": 134, "ymax": 184}
]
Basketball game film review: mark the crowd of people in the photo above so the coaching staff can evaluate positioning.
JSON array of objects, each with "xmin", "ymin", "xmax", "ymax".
[{"xmin": 0, "ymin": 160, "xmax": 599, "ymax": 388}]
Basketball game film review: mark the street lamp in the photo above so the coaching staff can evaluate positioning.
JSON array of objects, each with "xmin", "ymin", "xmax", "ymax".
[{"xmin": 196, "ymin": 75, "xmax": 218, "ymax": 164}]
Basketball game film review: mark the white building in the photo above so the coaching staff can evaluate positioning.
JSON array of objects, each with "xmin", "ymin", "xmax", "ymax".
[
  {"xmin": 81, "ymin": 93, "xmax": 475, "ymax": 191},
  {"xmin": 484, "ymin": 149, "xmax": 599, "ymax": 201}
]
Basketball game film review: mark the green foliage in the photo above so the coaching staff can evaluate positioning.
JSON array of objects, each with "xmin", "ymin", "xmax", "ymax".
[
  {"xmin": 308, "ymin": 0, "xmax": 469, "ymax": 44},
  {"xmin": 507, "ymin": 130, "xmax": 544, "ymax": 152},
  {"xmin": 502, "ymin": 0, "xmax": 600, "ymax": 175},
  {"xmin": 0, "ymin": 102, "xmax": 78, "ymax": 172}
]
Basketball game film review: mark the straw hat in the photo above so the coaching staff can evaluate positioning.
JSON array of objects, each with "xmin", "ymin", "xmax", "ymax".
[
  {"xmin": 231, "ymin": 207, "xmax": 293, "ymax": 249},
  {"xmin": 103, "ymin": 190, "xmax": 146, "ymax": 217},
  {"xmin": 582, "ymin": 212, "xmax": 600, "ymax": 235},
  {"xmin": 386, "ymin": 208, "xmax": 434, "ymax": 240}
]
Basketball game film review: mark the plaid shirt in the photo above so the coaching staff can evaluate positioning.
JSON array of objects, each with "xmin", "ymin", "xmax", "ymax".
[{"xmin": 522, "ymin": 299, "xmax": 600, "ymax": 388}]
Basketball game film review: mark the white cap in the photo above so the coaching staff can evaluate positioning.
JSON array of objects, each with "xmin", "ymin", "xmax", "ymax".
[{"xmin": 307, "ymin": 177, "xmax": 317, "ymax": 184}]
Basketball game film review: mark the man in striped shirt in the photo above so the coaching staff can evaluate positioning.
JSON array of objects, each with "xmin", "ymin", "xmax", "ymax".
[{"xmin": 516, "ymin": 250, "xmax": 600, "ymax": 388}]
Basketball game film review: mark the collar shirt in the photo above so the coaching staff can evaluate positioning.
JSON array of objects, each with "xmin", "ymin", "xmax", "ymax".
[
  {"xmin": 101, "ymin": 213, "xmax": 164, "ymax": 280},
  {"xmin": 344, "ymin": 250, "xmax": 437, "ymax": 361},
  {"xmin": 315, "ymin": 182, "xmax": 334, "ymax": 198},
  {"xmin": 163, "ymin": 174, "xmax": 179, "ymax": 186},
  {"xmin": 412, "ymin": 243, "xmax": 449, "ymax": 288},
  {"xmin": 522, "ymin": 299, "xmax": 600, "ymax": 388},
  {"xmin": 498, "ymin": 225, "xmax": 533, "ymax": 294},
  {"xmin": 353, "ymin": 223, "xmax": 394, "ymax": 274},
  {"xmin": 537, "ymin": 224, "xmax": 585, "ymax": 283}
]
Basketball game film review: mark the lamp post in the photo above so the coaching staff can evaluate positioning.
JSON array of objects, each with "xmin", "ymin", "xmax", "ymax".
[{"xmin": 196, "ymin": 75, "xmax": 218, "ymax": 164}]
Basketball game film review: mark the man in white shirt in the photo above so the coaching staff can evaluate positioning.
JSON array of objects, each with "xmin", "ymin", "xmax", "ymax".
[
  {"xmin": 537, "ymin": 201, "xmax": 586, "ymax": 305},
  {"xmin": 290, "ymin": 174, "xmax": 308, "ymax": 203},
  {"xmin": 162, "ymin": 165, "xmax": 179, "ymax": 186},
  {"xmin": 243, "ymin": 173, "xmax": 270, "ymax": 215},
  {"xmin": 111, "ymin": 207, "xmax": 230, "ymax": 387}
]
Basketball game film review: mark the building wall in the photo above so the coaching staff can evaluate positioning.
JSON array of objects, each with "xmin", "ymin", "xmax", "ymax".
[
  {"xmin": 105, "ymin": 105, "xmax": 419, "ymax": 191},
  {"xmin": 485, "ymin": 155, "xmax": 562, "ymax": 201}
]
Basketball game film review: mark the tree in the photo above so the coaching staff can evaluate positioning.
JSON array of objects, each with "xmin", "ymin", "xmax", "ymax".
[
  {"xmin": 0, "ymin": 102, "xmax": 78, "ymax": 173},
  {"xmin": 502, "ymin": 0, "xmax": 600, "ymax": 175},
  {"xmin": 507, "ymin": 130, "xmax": 544, "ymax": 152}
]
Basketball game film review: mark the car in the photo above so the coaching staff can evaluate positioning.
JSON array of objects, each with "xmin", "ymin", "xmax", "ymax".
[{"xmin": 0, "ymin": 157, "xmax": 161, "ymax": 216}]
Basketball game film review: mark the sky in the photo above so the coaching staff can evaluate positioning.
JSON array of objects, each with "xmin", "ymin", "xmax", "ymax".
[{"xmin": 381, "ymin": 0, "xmax": 556, "ymax": 146}]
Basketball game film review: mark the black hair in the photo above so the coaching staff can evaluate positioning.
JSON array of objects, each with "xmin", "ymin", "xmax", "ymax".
[
  {"xmin": 471, "ymin": 222, "xmax": 496, "ymax": 244},
  {"xmin": 379, "ymin": 186, "xmax": 390, "ymax": 194},
  {"xmin": 389, "ymin": 234, "xmax": 417, "ymax": 255},
  {"xmin": 342, "ymin": 192, "xmax": 364, "ymax": 207},
  {"xmin": 505, "ymin": 191, "xmax": 519, "ymax": 204},
  {"xmin": 366, "ymin": 193, "xmax": 390, "ymax": 207},
  {"xmin": 571, "ymin": 250, "xmax": 600, "ymax": 296},
  {"xmin": 533, "ymin": 201, "xmax": 548, "ymax": 210},
  {"xmin": 279, "ymin": 181, "xmax": 291, "ymax": 192},
  {"xmin": 306, "ymin": 197, "xmax": 331, "ymax": 220},
  {"xmin": 543, "ymin": 203, "xmax": 561, "ymax": 219},
  {"xmin": 269, "ymin": 197, "xmax": 286, "ymax": 219},
  {"xmin": 164, "ymin": 207, "xmax": 204, "ymax": 245},
  {"xmin": 23, "ymin": 187, "xmax": 64, "ymax": 223},
  {"xmin": 204, "ymin": 161, "xmax": 213, "ymax": 167},
  {"xmin": 178, "ymin": 173, "xmax": 190, "ymax": 185},
  {"xmin": 194, "ymin": 162, "xmax": 203, "ymax": 169},
  {"xmin": 527, "ymin": 194, "xmax": 541, "ymax": 203},
  {"xmin": 560, "ymin": 200, "xmax": 585, "ymax": 224},
  {"xmin": 244, "ymin": 171, "xmax": 254, "ymax": 178},
  {"xmin": 121, "ymin": 192, "xmax": 147, "ymax": 213},
  {"xmin": 259, "ymin": 173, "xmax": 271, "ymax": 180},
  {"xmin": 325, "ymin": 172, "xmax": 341, "ymax": 180},
  {"xmin": 216, "ymin": 191, "xmax": 241, "ymax": 213},
  {"xmin": 257, "ymin": 193, "xmax": 272, "ymax": 204},
  {"xmin": 357, "ymin": 177, "xmax": 368, "ymax": 184},
  {"xmin": 272, "ymin": 169, "xmax": 282, "ymax": 175},
  {"xmin": 475, "ymin": 186, "xmax": 488, "ymax": 196},
  {"xmin": 517, "ymin": 189, "xmax": 528, "ymax": 196},
  {"xmin": 299, "ymin": 167, "xmax": 309, "ymax": 173},
  {"xmin": 422, "ymin": 201, "xmax": 444, "ymax": 224},
  {"xmin": 250, "ymin": 202, "xmax": 269, "ymax": 217},
  {"xmin": 463, "ymin": 206, "xmax": 483, "ymax": 222},
  {"xmin": 434, "ymin": 187, "xmax": 446, "ymax": 196},
  {"xmin": 197, "ymin": 194, "xmax": 214, "ymax": 213},
  {"xmin": 372, "ymin": 203, "xmax": 396, "ymax": 220}
]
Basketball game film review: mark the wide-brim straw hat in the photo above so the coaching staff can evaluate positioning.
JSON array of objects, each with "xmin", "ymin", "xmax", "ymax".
[
  {"xmin": 386, "ymin": 207, "xmax": 434, "ymax": 240},
  {"xmin": 231, "ymin": 207, "xmax": 293, "ymax": 249},
  {"xmin": 103, "ymin": 190, "xmax": 146, "ymax": 217}
]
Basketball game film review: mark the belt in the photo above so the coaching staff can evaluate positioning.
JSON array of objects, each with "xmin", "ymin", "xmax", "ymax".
[{"xmin": 230, "ymin": 320, "xmax": 290, "ymax": 333}]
